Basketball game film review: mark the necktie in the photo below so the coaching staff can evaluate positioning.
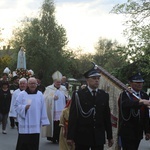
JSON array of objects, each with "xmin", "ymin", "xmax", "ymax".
[{"xmin": 92, "ymin": 90, "xmax": 96, "ymax": 97}]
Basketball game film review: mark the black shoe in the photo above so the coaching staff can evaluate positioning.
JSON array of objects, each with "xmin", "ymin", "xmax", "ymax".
[{"xmin": 52, "ymin": 140, "xmax": 56, "ymax": 143}]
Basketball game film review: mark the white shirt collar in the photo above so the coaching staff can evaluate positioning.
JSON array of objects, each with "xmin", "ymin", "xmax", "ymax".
[
  {"xmin": 131, "ymin": 88, "xmax": 140, "ymax": 96},
  {"xmin": 87, "ymin": 86, "xmax": 98, "ymax": 93}
]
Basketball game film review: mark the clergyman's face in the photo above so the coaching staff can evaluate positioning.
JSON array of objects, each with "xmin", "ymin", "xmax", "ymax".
[
  {"xmin": 86, "ymin": 76, "xmax": 100, "ymax": 89},
  {"xmin": 54, "ymin": 80, "xmax": 61, "ymax": 88},
  {"xmin": 28, "ymin": 78, "xmax": 38, "ymax": 92},
  {"xmin": 19, "ymin": 81, "xmax": 27, "ymax": 90}
]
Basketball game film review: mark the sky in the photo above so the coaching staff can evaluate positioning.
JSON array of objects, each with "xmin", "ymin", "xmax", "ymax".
[{"xmin": 0, "ymin": 0, "xmax": 127, "ymax": 53}]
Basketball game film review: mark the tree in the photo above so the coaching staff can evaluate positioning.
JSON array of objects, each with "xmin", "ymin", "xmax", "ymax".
[
  {"xmin": 111, "ymin": 0, "xmax": 150, "ymax": 89},
  {"xmin": 112, "ymin": 0, "xmax": 150, "ymax": 45},
  {"xmin": 9, "ymin": 0, "xmax": 76, "ymax": 85},
  {"xmin": 93, "ymin": 38, "xmax": 128, "ymax": 80},
  {"xmin": 0, "ymin": 55, "xmax": 12, "ymax": 74},
  {"xmin": 94, "ymin": 38, "xmax": 115, "ymax": 69}
]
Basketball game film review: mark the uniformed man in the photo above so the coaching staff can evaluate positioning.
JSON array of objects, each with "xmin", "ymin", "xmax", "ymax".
[
  {"xmin": 118, "ymin": 72, "xmax": 150, "ymax": 150},
  {"xmin": 67, "ymin": 65, "xmax": 113, "ymax": 150}
]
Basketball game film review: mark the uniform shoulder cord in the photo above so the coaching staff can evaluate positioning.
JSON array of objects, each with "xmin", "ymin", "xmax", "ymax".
[
  {"xmin": 75, "ymin": 91, "xmax": 95, "ymax": 118},
  {"xmin": 119, "ymin": 91, "xmax": 140, "ymax": 121},
  {"xmin": 119, "ymin": 92, "xmax": 131, "ymax": 121}
]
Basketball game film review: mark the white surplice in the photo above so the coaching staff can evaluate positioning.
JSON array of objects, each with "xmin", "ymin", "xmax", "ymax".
[
  {"xmin": 53, "ymin": 89, "xmax": 66, "ymax": 120},
  {"xmin": 9, "ymin": 89, "xmax": 22, "ymax": 119},
  {"xmin": 14, "ymin": 90, "xmax": 50, "ymax": 134},
  {"xmin": 41, "ymin": 84, "xmax": 68, "ymax": 137}
]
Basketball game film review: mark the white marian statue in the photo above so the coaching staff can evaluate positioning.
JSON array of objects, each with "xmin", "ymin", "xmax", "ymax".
[{"xmin": 17, "ymin": 47, "xmax": 26, "ymax": 69}]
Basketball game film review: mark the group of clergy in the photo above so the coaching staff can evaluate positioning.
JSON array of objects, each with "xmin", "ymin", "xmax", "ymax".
[{"xmin": 0, "ymin": 67, "xmax": 70, "ymax": 150}]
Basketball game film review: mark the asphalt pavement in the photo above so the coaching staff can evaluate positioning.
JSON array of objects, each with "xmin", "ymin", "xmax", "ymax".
[
  {"xmin": 139, "ymin": 139, "xmax": 150, "ymax": 150},
  {"xmin": 0, "ymin": 124, "xmax": 59, "ymax": 150},
  {"xmin": 0, "ymin": 123, "xmax": 150, "ymax": 150}
]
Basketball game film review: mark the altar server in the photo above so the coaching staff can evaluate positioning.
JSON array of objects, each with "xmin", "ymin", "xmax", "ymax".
[{"xmin": 15, "ymin": 77, "xmax": 49, "ymax": 150}]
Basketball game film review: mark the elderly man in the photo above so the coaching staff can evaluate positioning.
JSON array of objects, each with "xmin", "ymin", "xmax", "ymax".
[
  {"xmin": 9, "ymin": 77, "xmax": 27, "ymax": 128},
  {"xmin": 61, "ymin": 76, "xmax": 69, "ymax": 90},
  {"xmin": 42, "ymin": 71, "xmax": 69, "ymax": 143},
  {"xmin": 15, "ymin": 77, "xmax": 49, "ymax": 150},
  {"xmin": 67, "ymin": 65, "xmax": 113, "ymax": 150}
]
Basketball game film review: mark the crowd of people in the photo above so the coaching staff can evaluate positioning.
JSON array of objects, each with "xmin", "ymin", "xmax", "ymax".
[{"xmin": 0, "ymin": 65, "xmax": 150, "ymax": 150}]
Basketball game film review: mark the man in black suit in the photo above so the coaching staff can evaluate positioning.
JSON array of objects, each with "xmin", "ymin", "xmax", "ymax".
[
  {"xmin": 67, "ymin": 65, "xmax": 113, "ymax": 150},
  {"xmin": 118, "ymin": 72, "xmax": 150, "ymax": 150}
]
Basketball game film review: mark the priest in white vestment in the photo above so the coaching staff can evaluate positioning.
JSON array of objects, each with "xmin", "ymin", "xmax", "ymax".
[
  {"xmin": 14, "ymin": 77, "xmax": 49, "ymax": 150},
  {"xmin": 9, "ymin": 78, "xmax": 28, "ymax": 127},
  {"xmin": 42, "ymin": 71, "xmax": 69, "ymax": 143}
]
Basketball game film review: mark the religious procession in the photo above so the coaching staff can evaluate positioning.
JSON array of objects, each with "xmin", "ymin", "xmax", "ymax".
[{"xmin": 0, "ymin": 47, "xmax": 150, "ymax": 150}]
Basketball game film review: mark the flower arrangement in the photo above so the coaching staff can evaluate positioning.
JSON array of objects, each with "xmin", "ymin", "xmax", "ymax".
[{"xmin": 15, "ymin": 68, "xmax": 34, "ymax": 79}]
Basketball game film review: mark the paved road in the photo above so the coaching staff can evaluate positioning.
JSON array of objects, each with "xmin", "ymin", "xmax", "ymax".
[
  {"xmin": 0, "ymin": 125, "xmax": 59, "ymax": 150},
  {"xmin": 139, "ymin": 139, "xmax": 150, "ymax": 150},
  {"xmin": 0, "ymin": 124, "xmax": 150, "ymax": 150}
]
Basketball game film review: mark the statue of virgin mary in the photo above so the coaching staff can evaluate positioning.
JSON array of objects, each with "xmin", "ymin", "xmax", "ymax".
[{"xmin": 17, "ymin": 46, "xmax": 26, "ymax": 69}]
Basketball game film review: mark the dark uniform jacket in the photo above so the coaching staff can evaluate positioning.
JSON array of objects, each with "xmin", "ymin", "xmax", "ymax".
[
  {"xmin": 118, "ymin": 91, "xmax": 150, "ymax": 140},
  {"xmin": 67, "ymin": 87, "xmax": 112, "ymax": 146}
]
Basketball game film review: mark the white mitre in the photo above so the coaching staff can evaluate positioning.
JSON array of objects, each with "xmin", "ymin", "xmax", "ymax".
[
  {"xmin": 12, "ymin": 71, "xmax": 17, "ymax": 77},
  {"xmin": 52, "ymin": 71, "xmax": 62, "ymax": 81},
  {"xmin": 3, "ymin": 67, "xmax": 10, "ymax": 74}
]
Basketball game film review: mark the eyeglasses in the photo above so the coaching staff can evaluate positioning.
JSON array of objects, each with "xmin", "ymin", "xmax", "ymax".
[{"xmin": 28, "ymin": 83, "xmax": 37, "ymax": 85}]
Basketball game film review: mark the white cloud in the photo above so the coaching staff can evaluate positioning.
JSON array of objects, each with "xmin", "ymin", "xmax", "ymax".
[
  {"xmin": 0, "ymin": 0, "xmax": 127, "ymax": 53},
  {"xmin": 0, "ymin": 0, "xmax": 42, "ymax": 43},
  {"xmin": 55, "ymin": 0, "xmax": 126, "ymax": 53}
]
